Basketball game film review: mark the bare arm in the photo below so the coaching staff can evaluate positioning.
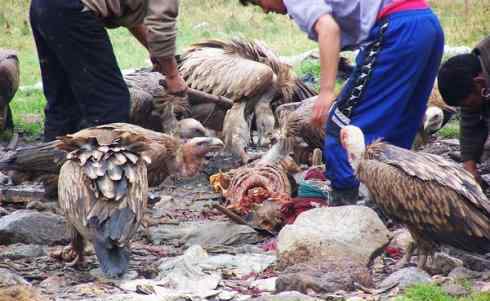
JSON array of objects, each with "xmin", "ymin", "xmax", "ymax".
[
  {"xmin": 128, "ymin": 24, "xmax": 149, "ymax": 49},
  {"xmin": 311, "ymin": 14, "xmax": 341, "ymax": 128}
]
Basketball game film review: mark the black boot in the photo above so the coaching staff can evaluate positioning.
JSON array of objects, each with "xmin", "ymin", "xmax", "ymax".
[{"xmin": 329, "ymin": 186, "xmax": 360, "ymax": 206}]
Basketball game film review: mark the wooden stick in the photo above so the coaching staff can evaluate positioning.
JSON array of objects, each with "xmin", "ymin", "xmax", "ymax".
[
  {"xmin": 159, "ymin": 79, "xmax": 233, "ymax": 109},
  {"xmin": 212, "ymin": 204, "xmax": 276, "ymax": 236}
]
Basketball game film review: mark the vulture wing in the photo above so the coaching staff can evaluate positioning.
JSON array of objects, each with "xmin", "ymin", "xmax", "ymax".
[{"xmin": 361, "ymin": 142, "xmax": 490, "ymax": 253}]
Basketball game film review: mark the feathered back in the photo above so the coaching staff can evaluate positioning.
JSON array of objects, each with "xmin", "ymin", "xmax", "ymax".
[
  {"xmin": 0, "ymin": 49, "xmax": 20, "ymax": 102},
  {"xmin": 180, "ymin": 38, "xmax": 316, "ymax": 105},
  {"xmin": 57, "ymin": 126, "xmax": 151, "ymax": 246}
]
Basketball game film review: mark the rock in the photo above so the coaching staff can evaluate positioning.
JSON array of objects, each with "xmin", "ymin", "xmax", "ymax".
[
  {"xmin": 448, "ymin": 267, "xmax": 481, "ymax": 280},
  {"xmin": 250, "ymin": 278, "xmax": 277, "ymax": 292},
  {"xmin": 447, "ymin": 248, "xmax": 490, "ymax": 272},
  {"xmin": 472, "ymin": 281, "xmax": 490, "ymax": 293},
  {"xmin": 0, "ymin": 268, "xmax": 30, "ymax": 288},
  {"xmin": 388, "ymin": 228, "xmax": 414, "ymax": 254},
  {"xmin": 0, "ymin": 172, "xmax": 12, "ymax": 186},
  {"xmin": 152, "ymin": 195, "xmax": 173, "ymax": 208},
  {"xmin": 0, "ymin": 210, "xmax": 68, "ymax": 245},
  {"xmin": 277, "ymin": 206, "xmax": 391, "ymax": 267},
  {"xmin": 149, "ymin": 221, "xmax": 262, "ymax": 248},
  {"xmin": 89, "ymin": 269, "xmax": 138, "ymax": 281},
  {"xmin": 247, "ymin": 291, "xmax": 324, "ymax": 301},
  {"xmin": 441, "ymin": 280, "xmax": 469, "ymax": 297},
  {"xmin": 0, "ymin": 207, "xmax": 8, "ymax": 217},
  {"xmin": 441, "ymin": 139, "xmax": 460, "ymax": 146},
  {"xmin": 0, "ymin": 244, "xmax": 47, "ymax": 260},
  {"xmin": 276, "ymin": 257, "xmax": 372, "ymax": 294},
  {"xmin": 39, "ymin": 275, "xmax": 69, "ymax": 294},
  {"xmin": 430, "ymin": 252, "xmax": 464, "ymax": 275},
  {"xmin": 0, "ymin": 184, "xmax": 46, "ymax": 204},
  {"xmin": 380, "ymin": 267, "xmax": 432, "ymax": 290},
  {"xmin": 217, "ymin": 290, "xmax": 239, "ymax": 300}
]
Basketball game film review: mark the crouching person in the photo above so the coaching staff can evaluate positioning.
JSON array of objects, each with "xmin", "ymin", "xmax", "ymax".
[{"xmin": 438, "ymin": 36, "xmax": 490, "ymax": 187}]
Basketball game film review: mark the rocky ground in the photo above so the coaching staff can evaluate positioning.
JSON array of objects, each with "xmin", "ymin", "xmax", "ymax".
[{"xmin": 1, "ymin": 137, "xmax": 490, "ymax": 301}]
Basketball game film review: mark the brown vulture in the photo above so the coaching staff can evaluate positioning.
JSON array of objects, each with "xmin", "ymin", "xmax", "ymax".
[
  {"xmin": 179, "ymin": 38, "xmax": 316, "ymax": 159},
  {"xmin": 0, "ymin": 49, "xmax": 19, "ymax": 131},
  {"xmin": 57, "ymin": 126, "xmax": 151, "ymax": 278},
  {"xmin": 341, "ymin": 125, "xmax": 490, "ymax": 268},
  {"xmin": 0, "ymin": 123, "xmax": 224, "ymax": 193}
]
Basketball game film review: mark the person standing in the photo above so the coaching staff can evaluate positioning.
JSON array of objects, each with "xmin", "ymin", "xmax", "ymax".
[
  {"xmin": 30, "ymin": 0, "xmax": 187, "ymax": 141},
  {"xmin": 240, "ymin": 0, "xmax": 445, "ymax": 205}
]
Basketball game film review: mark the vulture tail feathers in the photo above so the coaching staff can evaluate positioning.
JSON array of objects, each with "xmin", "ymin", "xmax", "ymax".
[{"xmin": 89, "ymin": 208, "xmax": 135, "ymax": 278}]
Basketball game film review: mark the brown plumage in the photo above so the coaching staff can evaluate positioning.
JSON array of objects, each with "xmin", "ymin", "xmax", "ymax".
[
  {"xmin": 0, "ymin": 49, "xmax": 19, "ymax": 130},
  {"xmin": 58, "ymin": 126, "xmax": 150, "ymax": 278},
  {"xmin": 180, "ymin": 38, "xmax": 316, "ymax": 155},
  {"xmin": 342, "ymin": 126, "xmax": 490, "ymax": 268},
  {"xmin": 0, "ymin": 123, "xmax": 224, "ymax": 191}
]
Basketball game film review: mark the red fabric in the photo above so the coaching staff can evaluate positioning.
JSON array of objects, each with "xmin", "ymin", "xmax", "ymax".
[
  {"xmin": 304, "ymin": 167, "xmax": 327, "ymax": 181},
  {"xmin": 377, "ymin": 0, "xmax": 429, "ymax": 20},
  {"xmin": 384, "ymin": 246, "xmax": 402, "ymax": 259},
  {"xmin": 281, "ymin": 197, "xmax": 327, "ymax": 225}
]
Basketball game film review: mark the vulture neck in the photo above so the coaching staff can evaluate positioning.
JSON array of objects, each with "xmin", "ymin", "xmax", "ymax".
[{"xmin": 175, "ymin": 143, "xmax": 202, "ymax": 177}]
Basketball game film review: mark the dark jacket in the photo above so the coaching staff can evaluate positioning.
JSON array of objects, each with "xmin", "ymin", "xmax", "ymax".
[
  {"xmin": 460, "ymin": 36, "xmax": 490, "ymax": 162},
  {"xmin": 81, "ymin": 0, "xmax": 179, "ymax": 58}
]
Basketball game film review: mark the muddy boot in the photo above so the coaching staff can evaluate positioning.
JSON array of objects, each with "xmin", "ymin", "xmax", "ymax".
[{"xmin": 329, "ymin": 186, "xmax": 359, "ymax": 206}]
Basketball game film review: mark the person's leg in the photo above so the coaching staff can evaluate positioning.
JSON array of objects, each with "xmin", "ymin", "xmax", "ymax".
[
  {"xmin": 30, "ymin": 0, "xmax": 82, "ymax": 141},
  {"xmin": 324, "ymin": 9, "xmax": 445, "ymax": 205},
  {"xmin": 31, "ymin": 0, "xmax": 129, "ymax": 132}
]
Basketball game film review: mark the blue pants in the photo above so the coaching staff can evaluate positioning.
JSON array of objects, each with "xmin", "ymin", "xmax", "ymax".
[
  {"xmin": 30, "ymin": 0, "xmax": 130, "ymax": 141},
  {"xmin": 324, "ymin": 9, "xmax": 444, "ymax": 190}
]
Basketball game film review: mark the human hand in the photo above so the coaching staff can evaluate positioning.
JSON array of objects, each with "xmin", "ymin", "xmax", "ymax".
[
  {"xmin": 165, "ymin": 73, "xmax": 187, "ymax": 95},
  {"xmin": 311, "ymin": 92, "xmax": 335, "ymax": 129}
]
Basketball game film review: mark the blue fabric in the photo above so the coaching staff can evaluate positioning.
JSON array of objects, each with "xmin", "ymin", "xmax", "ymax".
[{"xmin": 324, "ymin": 9, "xmax": 445, "ymax": 190}]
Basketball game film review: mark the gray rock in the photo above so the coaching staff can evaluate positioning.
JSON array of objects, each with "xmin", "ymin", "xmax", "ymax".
[
  {"xmin": 430, "ymin": 252, "xmax": 464, "ymax": 275},
  {"xmin": 0, "ymin": 268, "xmax": 30, "ymax": 288},
  {"xmin": 0, "ymin": 207, "xmax": 8, "ymax": 217},
  {"xmin": 149, "ymin": 221, "xmax": 262, "ymax": 248},
  {"xmin": 447, "ymin": 248, "xmax": 490, "ymax": 272},
  {"xmin": 247, "ymin": 291, "xmax": 324, "ymax": 301},
  {"xmin": 448, "ymin": 267, "xmax": 482, "ymax": 280},
  {"xmin": 0, "ymin": 210, "xmax": 68, "ymax": 245},
  {"xmin": 276, "ymin": 257, "xmax": 372, "ymax": 294},
  {"xmin": 0, "ymin": 244, "xmax": 47, "ymax": 260},
  {"xmin": 380, "ymin": 267, "xmax": 432, "ymax": 290},
  {"xmin": 442, "ymin": 280, "xmax": 469, "ymax": 297},
  {"xmin": 277, "ymin": 206, "xmax": 391, "ymax": 267}
]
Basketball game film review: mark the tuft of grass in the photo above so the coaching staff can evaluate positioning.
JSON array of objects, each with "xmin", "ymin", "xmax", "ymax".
[
  {"xmin": 10, "ymin": 89, "xmax": 45, "ymax": 138},
  {"xmin": 395, "ymin": 284, "xmax": 490, "ymax": 301},
  {"xmin": 437, "ymin": 119, "xmax": 460, "ymax": 139}
]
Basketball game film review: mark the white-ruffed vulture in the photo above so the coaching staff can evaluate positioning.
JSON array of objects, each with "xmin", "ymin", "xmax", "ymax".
[
  {"xmin": 341, "ymin": 125, "xmax": 490, "ymax": 268},
  {"xmin": 0, "ymin": 49, "xmax": 19, "ymax": 130},
  {"xmin": 179, "ymin": 38, "xmax": 316, "ymax": 159}
]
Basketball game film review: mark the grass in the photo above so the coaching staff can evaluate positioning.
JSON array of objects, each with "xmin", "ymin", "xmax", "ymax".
[
  {"xmin": 0, "ymin": 0, "xmax": 487, "ymax": 136},
  {"xmin": 437, "ymin": 119, "xmax": 460, "ymax": 139},
  {"xmin": 395, "ymin": 284, "xmax": 490, "ymax": 301}
]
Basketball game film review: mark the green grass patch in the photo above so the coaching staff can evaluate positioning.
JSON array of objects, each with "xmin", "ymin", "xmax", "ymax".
[
  {"xmin": 10, "ymin": 89, "xmax": 45, "ymax": 138},
  {"xmin": 437, "ymin": 119, "xmax": 460, "ymax": 139},
  {"xmin": 395, "ymin": 284, "xmax": 490, "ymax": 301}
]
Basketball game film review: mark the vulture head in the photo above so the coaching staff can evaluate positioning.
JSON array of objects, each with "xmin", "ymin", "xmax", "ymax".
[
  {"xmin": 177, "ymin": 118, "xmax": 209, "ymax": 139},
  {"xmin": 423, "ymin": 106, "xmax": 444, "ymax": 135},
  {"xmin": 178, "ymin": 137, "xmax": 224, "ymax": 177},
  {"xmin": 340, "ymin": 125, "xmax": 366, "ymax": 172}
]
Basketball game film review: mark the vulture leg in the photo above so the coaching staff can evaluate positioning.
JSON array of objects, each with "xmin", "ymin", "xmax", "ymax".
[
  {"xmin": 417, "ymin": 253, "xmax": 429, "ymax": 269},
  {"xmin": 64, "ymin": 226, "xmax": 85, "ymax": 267},
  {"xmin": 254, "ymin": 88, "xmax": 276, "ymax": 147}
]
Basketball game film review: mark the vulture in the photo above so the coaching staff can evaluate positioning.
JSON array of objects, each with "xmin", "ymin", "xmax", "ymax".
[
  {"xmin": 413, "ymin": 87, "xmax": 456, "ymax": 149},
  {"xmin": 179, "ymin": 38, "xmax": 316, "ymax": 160},
  {"xmin": 0, "ymin": 123, "xmax": 224, "ymax": 193},
  {"xmin": 57, "ymin": 126, "xmax": 151, "ymax": 278},
  {"xmin": 341, "ymin": 125, "xmax": 490, "ymax": 268},
  {"xmin": 0, "ymin": 49, "xmax": 19, "ymax": 131}
]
